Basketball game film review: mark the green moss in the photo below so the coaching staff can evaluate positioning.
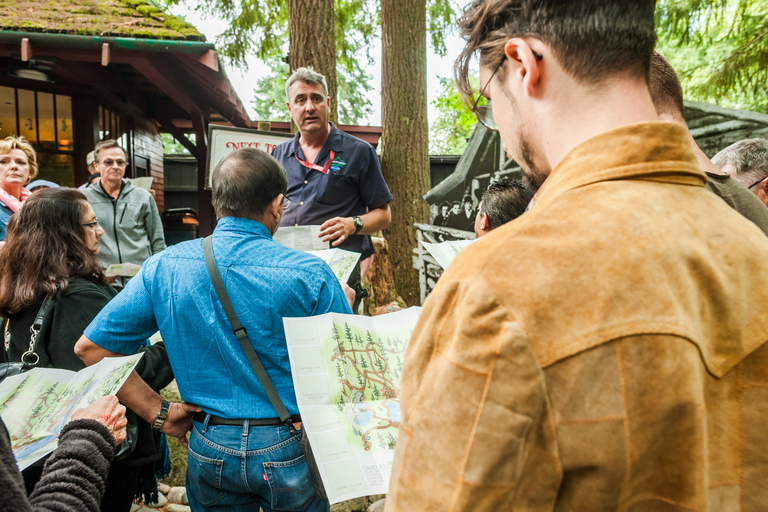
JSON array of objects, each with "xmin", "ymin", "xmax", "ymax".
[
  {"xmin": 136, "ymin": 4, "xmax": 159, "ymax": 15},
  {"xmin": 4, "ymin": 0, "xmax": 205, "ymax": 40}
]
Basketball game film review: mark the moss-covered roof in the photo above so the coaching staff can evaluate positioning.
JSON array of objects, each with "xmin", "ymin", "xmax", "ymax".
[{"xmin": 0, "ymin": 0, "xmax": 205, "ymax": 41}]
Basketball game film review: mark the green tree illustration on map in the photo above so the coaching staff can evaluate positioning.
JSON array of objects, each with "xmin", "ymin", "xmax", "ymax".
[
  {"xmin": 331, "ymin": 323, "xmax": 341, "ymax": 344},
  {"xmin": 344, "ymin": 322, "xmax": 353, "ymax": 343}
]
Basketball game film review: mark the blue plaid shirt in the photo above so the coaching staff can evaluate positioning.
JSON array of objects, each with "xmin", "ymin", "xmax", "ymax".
[{"xmin": 85, "ymin": 216, "xmax": 352, "ymax": 419}]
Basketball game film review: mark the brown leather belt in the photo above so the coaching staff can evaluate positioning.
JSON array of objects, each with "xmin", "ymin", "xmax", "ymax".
[{"xmin": 193, "ymin": 412, "xmax": 301, "ymax": 427}]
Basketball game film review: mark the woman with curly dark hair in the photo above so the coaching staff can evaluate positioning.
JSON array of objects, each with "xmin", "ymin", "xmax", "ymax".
[{"xmin": 0, "ymin": 187, "xmax": 174, "ymax": 512}]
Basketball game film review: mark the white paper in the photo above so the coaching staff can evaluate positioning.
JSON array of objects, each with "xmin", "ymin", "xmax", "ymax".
[
  {"xmin": 129, "ymin": 176, "xmax": 154, "ymax": 190},
  {"xmin": 273, "ymin": 225, "xmax": 328, "ymax": 251},
  {"xmin": 0, "ymin": 354, "xmax": 143, "ymax": 470},
  {"xmin": 309, "ymin": 249, "xmax": 361, "ymax": 283},
  {"xmin": 420, "ymin": 239, "xmax": 475, "ymax": 270},
  {"xmin": 284, "ymin": 308, "xmax": 422, "ymax": 504}
]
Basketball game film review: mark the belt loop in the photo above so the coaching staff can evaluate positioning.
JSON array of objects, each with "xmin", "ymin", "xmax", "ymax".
[
  {"xmin": 242, "ymin": 419, "xmax": 250, "ymax": 439},
  {"xmin": 202, "ymin": 413, "xmax": 211, "ymax": 434}
]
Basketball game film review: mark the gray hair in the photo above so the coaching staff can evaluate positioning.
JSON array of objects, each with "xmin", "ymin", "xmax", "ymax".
[
  {"xmin": 285, "ymin": 67, "xmax": 328, "ymax": 101},
  {"xmin": 211, "ymin": 148, "xmax": 287, "ymax": 219},
  {"xmin": 712, "ymin": 138, "xmax": 768, "ymax": 187}
]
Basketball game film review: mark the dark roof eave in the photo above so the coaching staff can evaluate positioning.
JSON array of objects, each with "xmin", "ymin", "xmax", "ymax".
[{"xmin": 0, "ymin": 30, "xmax": 213, "ymax": 53}]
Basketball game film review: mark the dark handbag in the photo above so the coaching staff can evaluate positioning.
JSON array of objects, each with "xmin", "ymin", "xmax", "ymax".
[
  {"xmin": 203, "ymin": 236, "xmax": 328, "ymax": 499},
  {"xmin": 0, "ymin": 296, "xmax": 55, "ymax": 383}
]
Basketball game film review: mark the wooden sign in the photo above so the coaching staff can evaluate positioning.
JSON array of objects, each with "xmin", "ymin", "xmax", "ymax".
[{"xmin": 205, "ymin": 124, "xmax": 293, "ymax": 189}]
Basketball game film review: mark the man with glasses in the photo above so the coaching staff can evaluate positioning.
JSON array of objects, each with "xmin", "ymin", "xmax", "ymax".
[
  {"xmin": 272, "ymin": 67, "xmax": 392, "ymax": 308},
  {"xmin": 713, "ymin": 138, "xmax": 768, "ymax": 208},
  {"xmin": 387, "ymin": 1, "xmax": 768, "ymax": 510},
  {"xmin": 83, "ymin": 139, "xmax": 165, "ymax": 287},
  {"xmin": 76, "ymin": 148, "xmax": 351, "ymax": 512}
]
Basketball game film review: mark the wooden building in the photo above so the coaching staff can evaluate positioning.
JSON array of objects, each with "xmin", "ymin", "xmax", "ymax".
[{"xmin": 0, "ymin": 0, "xmax": 252, "ymax": 234}]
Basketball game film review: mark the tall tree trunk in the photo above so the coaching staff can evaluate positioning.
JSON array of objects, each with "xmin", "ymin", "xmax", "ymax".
[
  {"xmin": 288, "ymin": 0, "xmax": 338, "ymax": 125},
  {"xmin": 381, "ymin": 0, "xmax": 430, "ymax": 306}
]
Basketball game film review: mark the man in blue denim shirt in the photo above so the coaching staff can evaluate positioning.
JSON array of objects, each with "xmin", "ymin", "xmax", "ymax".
[{"xmin": 76, "ymin": 148, "xmax": 351, "ymax": 512}]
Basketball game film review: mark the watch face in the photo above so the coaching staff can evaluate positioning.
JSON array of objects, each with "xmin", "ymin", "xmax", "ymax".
[{"xmin": 354, "ymin": 217, "xmax": 363, "ymax": 229}]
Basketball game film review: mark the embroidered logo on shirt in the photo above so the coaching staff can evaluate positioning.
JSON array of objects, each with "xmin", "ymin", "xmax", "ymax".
[{"xmin": 330, "ymin": 157, "xmax": 346, "ymax": 173}]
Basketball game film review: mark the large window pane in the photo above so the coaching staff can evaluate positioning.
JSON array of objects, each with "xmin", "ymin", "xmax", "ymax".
[
  {"xmin": 37, "ymin": 92, "xmax": 55, "ymax": 151},
  {"xmin": 56, "ymin": 95, "xmax": 73, "ymax": 151},
  {"xmin": 18, "ymin": 89, "xmax": 35, "ymax": 142},
  {"xmin": 0, "ymin": 87, "xmax": 16, "ymax": 138},
  {"xmin": 36, "ymin": 153, "xmax": 74, "ymax": 188}
]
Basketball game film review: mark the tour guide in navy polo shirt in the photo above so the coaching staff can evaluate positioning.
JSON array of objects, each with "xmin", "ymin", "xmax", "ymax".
[
  {"xmin": 75, "ymin": 148, "xmax": 351, "ymax": 512},
  {"xmin": 272, "ymin": 67, "xmax": 392, "ymax": 286}
]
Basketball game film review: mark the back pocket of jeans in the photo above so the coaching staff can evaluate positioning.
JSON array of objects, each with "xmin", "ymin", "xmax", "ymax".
[
  {"xmin": 187, "ymin": 446, "xmax": 226, "ymax": 507},
  {"xmin": 263, "ymin": 454, "xmax": 315, "ymax": 511}
]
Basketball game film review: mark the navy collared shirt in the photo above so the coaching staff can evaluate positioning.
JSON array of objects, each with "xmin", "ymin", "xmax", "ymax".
[
  {"xmin": 272, "ymin": 124, "xmax": 392, "ymax": 254},
  {"xmin": 84, "ymin": 217, "xmax": 352, "ymax": 419}
]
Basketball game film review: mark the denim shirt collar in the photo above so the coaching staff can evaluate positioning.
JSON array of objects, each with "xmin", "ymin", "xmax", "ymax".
[{"xmin": 215, "ymin": 216, "xmax": 273, "ymax": 239}]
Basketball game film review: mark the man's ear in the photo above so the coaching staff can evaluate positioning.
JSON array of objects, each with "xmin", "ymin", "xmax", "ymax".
[
  {"xmin": 268, "ymin": 194, "xmax": 283, "ymax": 221},
  {"xmin": 504, "ymin": 38, "xmax": 542, "ymax": 97},
  {"xmin": 757, "ymin": 178, "xmax": 768, "ymax": 201}
]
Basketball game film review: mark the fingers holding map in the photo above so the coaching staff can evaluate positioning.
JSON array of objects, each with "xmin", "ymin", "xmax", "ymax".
[{"xmin": 283, "ymin": 308, "xmax": 421, "ymax": 504}]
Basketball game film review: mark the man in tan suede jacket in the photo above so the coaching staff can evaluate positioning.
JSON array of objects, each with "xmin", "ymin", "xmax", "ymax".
[{"xmin": 386, "ymin": 1, "xmax": 768, "ymax": 511}]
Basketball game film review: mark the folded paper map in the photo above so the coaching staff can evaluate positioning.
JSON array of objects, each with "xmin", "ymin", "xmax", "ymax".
[
  {"xmin": 284, "ymin": 307, "xmax": 421, "ymax": 504},
  {"xmin": 0, "ymin": 354, "xmax": 143, "ymax": 470},
  {"xmin": 309, "ymin": 249, "xmax": 361, "ymax": 283},
  {"xmin": 104, "ymin": 262, "xmax": 142, "ymax": 277},
  {"xmin": 420, "ymin": 239, "xmax": 475, "ymax": 270},
  {"xmin": 273, "ymin": 225, "xmax": 329, "ymax": 251}
]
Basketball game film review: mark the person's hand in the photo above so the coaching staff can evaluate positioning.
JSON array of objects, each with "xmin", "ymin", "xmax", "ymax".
[
  {"xmin": 104, "ymin": 274, "xmax": 118, "ymax": 284},
  {"xmin": 70, "ymin": 395, "xmax": 128, "ymax": 445},
  {"xmin": 162, "ymin": 402, "xmax": 201, "ymax": 448},
  {"xmin": 319, "ymin": 217, "xmax": 356, "ymax": 246}
]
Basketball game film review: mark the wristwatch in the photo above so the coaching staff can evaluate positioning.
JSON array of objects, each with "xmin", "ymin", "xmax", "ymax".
[
  {"xmin": 353, "ymin": 216, "xmax": 364, "ymax": 234},
  {"xmin": 151, "ymin": 400, "xmax": 170, "ymax": 430}
]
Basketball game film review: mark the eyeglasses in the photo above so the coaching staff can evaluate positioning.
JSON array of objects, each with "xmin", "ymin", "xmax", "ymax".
[
  {"xmin": 100, "ymin": 159, "xmax": 127, "ymax": 168},
  {"xmin": 81, "ymin": 219, "xmax": 100, "ymax": 228},
  {"xmin": 471, "ymin": 49, "xmax": 543, "ymax": 131},
  {"xmin": 748, "ymin": 176, "xmax": 768, "ymax": 190},
  {"xmin": 282, "ymin": 195, "xmax": 292, "ymax": 210}
]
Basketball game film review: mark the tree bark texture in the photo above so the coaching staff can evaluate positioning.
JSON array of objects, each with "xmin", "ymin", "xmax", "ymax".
[
  {"xmin": 381, "ymin": 0, "xmax": 430, "ymax": 306},
  {"xmin": 288, "ymin": 0, "xmax": 338, "ymax": 125}
]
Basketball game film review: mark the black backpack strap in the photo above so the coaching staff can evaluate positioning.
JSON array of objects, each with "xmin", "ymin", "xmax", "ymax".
[{"xmin": 202, "ymin": 236, "xmax": 292, "ymax": 424}]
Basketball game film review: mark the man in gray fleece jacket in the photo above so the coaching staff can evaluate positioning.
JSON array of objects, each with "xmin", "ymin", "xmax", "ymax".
[{"xmin": 83, "ymin": 140, "xmax": 166, "ymax": 286}]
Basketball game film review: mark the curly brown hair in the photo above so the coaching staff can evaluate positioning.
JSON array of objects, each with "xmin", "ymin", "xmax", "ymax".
[{"xmin": 0, "ymin": 188, "xmax": 105, "ymax": 316}]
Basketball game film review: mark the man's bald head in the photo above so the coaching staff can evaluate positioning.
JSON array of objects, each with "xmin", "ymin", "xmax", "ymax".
[{"xmin": 211, "ymin": 148, "xmax": 288, "ymax": 219}]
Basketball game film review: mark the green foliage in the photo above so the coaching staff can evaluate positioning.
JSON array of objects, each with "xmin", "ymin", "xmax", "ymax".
[
  {"xmin": 251, "ymin": 58, "xmax": 373, "ymax": 125},
  {"xmin": 161, "ymin": 132, "xmax": 194, "ymax": 155},
  {"xmin": 429, "ymin": 75, "xmax": 478, "ymax": 155},
  {"xmin": 656, "ymin": 0, "xmax": 768, "ymax": 113}
]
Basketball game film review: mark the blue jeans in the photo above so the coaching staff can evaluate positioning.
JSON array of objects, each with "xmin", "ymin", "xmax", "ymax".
[{"xmin": 187, "ymin": 417, "xmax": 330, "ymax": 512}]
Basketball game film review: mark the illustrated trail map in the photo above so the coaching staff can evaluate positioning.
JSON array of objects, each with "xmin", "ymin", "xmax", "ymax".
[
  {"xmin": 0, "ymin": 354, "xmax": 143, "ymax": 470},
  {"xmin": 420, "ymin": 239, "xmax": 475, "ymax": 270},
  {"xmin": 273, "ymin": 225, "xmax": 329, "ymax": 251},
  {"xmin": 309, "ymin": 249, "xmax": 361, "ymax": 283},
  {"xmin": 283, "ymin": 308, "xmax": 422, "ymax": 504}
]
